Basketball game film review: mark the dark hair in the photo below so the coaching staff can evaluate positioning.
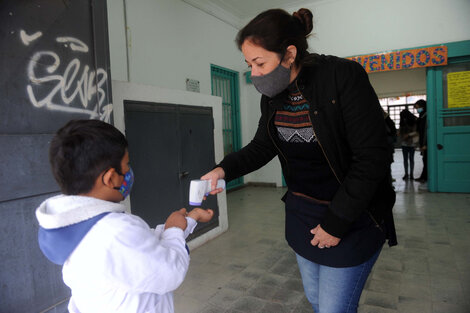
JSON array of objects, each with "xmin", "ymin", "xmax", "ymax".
[
  {"xmin": 49, "ymin": 119, "xmax": 128, "ymax": 195},
  {"xmin": 414, "ymin": 99, "xmax": 426, "ymax": 109},
  {"xmin": 236, "ymin": 8, "xmax": 313, "ymax": 66},
  {"xmin": 399, "ymin": 109, "xmax": 417, "ymax": 130}
]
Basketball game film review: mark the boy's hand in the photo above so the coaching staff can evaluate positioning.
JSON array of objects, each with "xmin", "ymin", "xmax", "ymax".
[
  {"xmin": 165, "ymin": 208, "xmax": 188, "ymax": 230},
  {"xmin": 188, "ymin": 208, "xmax": 214, "ymax": 223}
]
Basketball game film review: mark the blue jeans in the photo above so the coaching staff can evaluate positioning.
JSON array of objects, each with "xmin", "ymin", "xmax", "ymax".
[{"xmin": 296, "ymin": 248, "xmax": 381, "ymax": 313}]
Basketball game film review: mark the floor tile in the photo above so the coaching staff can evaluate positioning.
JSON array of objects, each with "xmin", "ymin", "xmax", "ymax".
[
  {"xmin": 229, "ymin": 296, "xmax": 266, "ymax": 312},
  {"xmin": 174, "ymin": 150, "xmax": 470, "ymax": 313}
]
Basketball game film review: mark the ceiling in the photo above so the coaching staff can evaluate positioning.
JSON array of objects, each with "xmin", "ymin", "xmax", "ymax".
[{"xmin": 183, "ymin": 0, "xmax": 326, "ymax": 28}]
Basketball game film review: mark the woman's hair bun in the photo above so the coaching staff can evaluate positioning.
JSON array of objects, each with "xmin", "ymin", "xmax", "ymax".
[{"xmin": 293, "ymin": 8, "xmax": 313, "ymax": 36}]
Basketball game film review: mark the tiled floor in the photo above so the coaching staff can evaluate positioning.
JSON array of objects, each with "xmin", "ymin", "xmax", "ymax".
[{"xmin": 175, "ymin": 150, "xmax": 470, "ymax": 313}]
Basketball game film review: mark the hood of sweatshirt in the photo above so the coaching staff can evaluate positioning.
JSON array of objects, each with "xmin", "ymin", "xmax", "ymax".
[{"xmin": 36, "ymin": 195, "xmax": 125, "ymax": 265}]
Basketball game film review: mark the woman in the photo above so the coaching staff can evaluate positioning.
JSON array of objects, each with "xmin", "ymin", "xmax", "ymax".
[
  {"xmin": 202, "ymin": 8, "xmax": 396, "ymax": 313},
  {"xmin": 399, "ymin": 109, "xmax": 418, "ymax": 180}
]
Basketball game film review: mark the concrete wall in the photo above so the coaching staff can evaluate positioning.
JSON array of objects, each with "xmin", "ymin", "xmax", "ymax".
[
  {"xmin": 369, "ymin": 68, "xmax": 427, "ymax": 98},
  {"xmin": 285, "ymin": 0, "xmax": 470, "ymax": 58},
  {"xmin": 107, "ymin": 0, "xmax": 284, "ymax": 186}
]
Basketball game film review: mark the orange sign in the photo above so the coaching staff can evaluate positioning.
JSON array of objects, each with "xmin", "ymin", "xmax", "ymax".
[{"xmin": 347, "ymin": 46, "xmax": 448, "ymax": 73}]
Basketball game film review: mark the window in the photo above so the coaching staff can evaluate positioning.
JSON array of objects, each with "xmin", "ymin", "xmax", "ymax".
[{"xmin": 380, "ymin": 94, "xmax": 426, "ymax": 127}]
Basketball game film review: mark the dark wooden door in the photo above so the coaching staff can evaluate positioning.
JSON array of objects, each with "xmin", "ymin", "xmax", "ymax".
[{"xmin": 124, "ymin": 101, "xmax": 219, "ymax": 238}]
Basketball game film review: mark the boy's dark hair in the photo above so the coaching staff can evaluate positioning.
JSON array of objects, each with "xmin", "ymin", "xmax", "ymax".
[
  {"xmin": 236, "ymin": 8, "xmax": 313, "ymax": 66},
  {"xmin": 49, "ymin": 119, "xmax": 128, "ymax": 195}
]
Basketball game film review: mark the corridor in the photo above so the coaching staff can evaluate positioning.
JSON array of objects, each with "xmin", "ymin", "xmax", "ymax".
[{"xmin": 175, "ymin": 151, "xmax": 470, "ymax": 313}]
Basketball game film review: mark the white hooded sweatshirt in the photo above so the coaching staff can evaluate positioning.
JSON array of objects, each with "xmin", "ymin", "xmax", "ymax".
[{"xmin": 36, "ymin": 195, "xmax": 196, "ymax": 313}]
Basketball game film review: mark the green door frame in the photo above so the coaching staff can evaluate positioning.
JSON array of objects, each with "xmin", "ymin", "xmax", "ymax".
[
  {"xmin": 210, "ymin": 64, "xmax": 243, "ymax": 190},
  {"xmin": 427, "ymin": 40, "xmax": 470, "ymax": 192}
]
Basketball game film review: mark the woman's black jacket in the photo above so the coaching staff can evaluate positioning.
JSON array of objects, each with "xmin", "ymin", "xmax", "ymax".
[{"xmin": 218, "ymin": 54, "xmax": 397, "ymax": 245}]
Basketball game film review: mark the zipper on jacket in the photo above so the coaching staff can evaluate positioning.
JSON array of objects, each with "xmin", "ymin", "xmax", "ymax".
[
  {"xmin": 303, "ymin": 91, "xmax": 384, "ymax": 231},
  {"xmin": 308, "ymin": 114, "xmax": 341, "ymax": 184},
  {"xmin": 295, "ymin": 82, "xmax": 386, "ymax": 233},
  {"xmin": 295, "ymin": 81, "xmax": 341, "ymax": 184}
]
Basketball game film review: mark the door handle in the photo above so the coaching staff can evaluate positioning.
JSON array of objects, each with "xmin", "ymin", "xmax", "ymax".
[
  {"xmin": 179, "ymin": 171, "xmax": 189, "ymax": 179},
  {"xmin": 437, "ymin": 144, "xmax": 443, "ymax": 150}
]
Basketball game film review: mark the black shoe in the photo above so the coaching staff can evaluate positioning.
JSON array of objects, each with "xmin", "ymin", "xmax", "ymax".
[{"xmin": 402, "ymin": 174, "xmax": 409, "ymax": 180}]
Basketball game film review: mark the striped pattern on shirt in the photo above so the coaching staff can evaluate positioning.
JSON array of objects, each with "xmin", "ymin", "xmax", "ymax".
[{"xmin": 275, "ymin": 89, "xmax": 316, "ymax": 143}]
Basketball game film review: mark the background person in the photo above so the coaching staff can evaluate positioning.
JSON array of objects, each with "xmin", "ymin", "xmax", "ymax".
[
  {"xmin": 383, "ymin": 109, "xmax": 397, "ymax": 183},
  {"xmin": 398, "ymin": 109, "xmax": 418, "ymax": 180},
  {"xmin": 202, "ymin": 8, "xmax": 396, "ymax": 313},
  {"xmin": 414, "ymin": 99, "xmax": 428, "ymax": 182}
]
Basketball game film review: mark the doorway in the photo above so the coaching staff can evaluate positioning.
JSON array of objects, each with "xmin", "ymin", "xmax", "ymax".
[
  {"xmin": 124, "ymin": 101, "xmax": 220, "ymax": 238},
  {"xmin": 210, "ymin": 64, "xmax": 243, "ymax": 190},
  {"xmin": 428, "ymin": 41, "xmax": 470, "ymax": 192}
]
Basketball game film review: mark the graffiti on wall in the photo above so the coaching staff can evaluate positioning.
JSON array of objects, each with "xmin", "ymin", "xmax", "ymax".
[{"xmin": 21, "ymin": 30, "xmax": 112, "ymax": 122}]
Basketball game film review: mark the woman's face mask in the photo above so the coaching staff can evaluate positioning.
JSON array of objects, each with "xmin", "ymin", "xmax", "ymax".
[
  {"xmin": 241, "ymin": 40, "xmax": 293, "ymax": 98},
  {"xmin": 417, "ymin": 108, "xmax": 424, "ymax": 114},
  {"xmin": 250, "ymin": 62, "xmax": 291, "ymax": 98}
]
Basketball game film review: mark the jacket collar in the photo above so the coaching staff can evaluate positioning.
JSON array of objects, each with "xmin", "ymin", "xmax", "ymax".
[
  {"xmin": 36, "ymin": 195, "xmax": 126, "ymax": 265},
  {"xmin": 36, "ymin": 194, "xmax": 125, "ymax": 229}
]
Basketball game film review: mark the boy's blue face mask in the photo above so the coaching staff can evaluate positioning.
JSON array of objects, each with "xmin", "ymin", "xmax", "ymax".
[{"xmin": 114, "ymin": 167, "xmax": 134, "ymax": 199}]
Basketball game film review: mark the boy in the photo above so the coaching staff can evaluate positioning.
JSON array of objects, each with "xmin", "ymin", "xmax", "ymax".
[{"xmin": 36, "ymin": 119, "xmax": 213, "ymax": 313}]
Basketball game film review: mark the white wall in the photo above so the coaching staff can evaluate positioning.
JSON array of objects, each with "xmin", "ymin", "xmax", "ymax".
[
  {"xmin": 106, "ymin": 0, "xmax": 128, "ymax": 81},
  {"xmin": 368, "ymin": 68, "xmax": 426, "ymax": 98},
  {"xmin": 241, "ymin": 81, "xmax": 284, "ymax": 186},
  {"xmin": 285, "ymin": 0, "xmax": 470, "ymax": 58},
  {"xmin": 107, "ymin": 0, "xmax": 470, "ymax": 187},
  {"xmin": 107, "ymin": 0, "xmax": 245, "ymax": 93},
  {"xmin": 107, "ymin": 0, "xmax": 283, "ymax": 186}
]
